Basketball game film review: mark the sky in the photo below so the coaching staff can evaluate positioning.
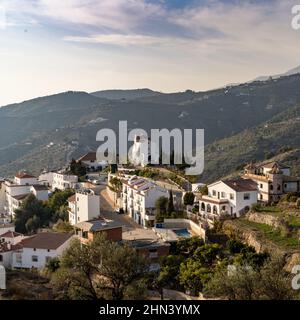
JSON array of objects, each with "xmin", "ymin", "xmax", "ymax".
[{"xmin": 0, "ymin": 0, "xmax": 300, "ymax": 106}]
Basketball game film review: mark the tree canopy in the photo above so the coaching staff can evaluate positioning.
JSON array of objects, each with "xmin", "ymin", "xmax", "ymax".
[{"xmin": 51, "ymin": 235, "xmax": 149, "ymax": 300}]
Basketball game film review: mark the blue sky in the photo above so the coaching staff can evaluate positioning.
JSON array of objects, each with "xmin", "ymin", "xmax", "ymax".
[{"xmin": 0, "ymin": 0, "xmax": 299, "ymax": 106}]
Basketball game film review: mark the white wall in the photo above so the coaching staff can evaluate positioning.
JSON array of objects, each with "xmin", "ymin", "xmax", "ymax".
[
  {"xmin": 38, "ymin": 172, "xmax": 54, "ymax": 187},
  {"xmin": 14, "ymin": 177, "xmax": 38, "ymax": 186},
  {"xmin": 0, "ymin": 181, "xmax": 6, "ymax": 214},
  {"xmin": 12, "ymin": 236, "xmax": 74, "ymax": 269},
  {"xmin": 52, "ymin": 173, "xmax": 78, "ymax": 191},
  {"xmin": 30, "ymin": 188, "xmax": 49, "ymax": 201},
  {"xmin": 208, "ymin": 181, "xmax": 257, "ymax": 216},
  {"xmin": 69, "ymin": 192, "xmax": 100, "ymax": 225},
  {"xmin": 0, "ymin": 251, "xmax": 12, "ymax": 269}
]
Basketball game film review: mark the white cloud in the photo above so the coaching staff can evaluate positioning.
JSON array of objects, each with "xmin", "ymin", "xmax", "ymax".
[
  {"xmin": 63, "ymin": 33, "xmax": 190, "ymax": 47},
  {"xmin": 2, "ymin": 0, "xmax": 164, "ymax": 31},
  {"xmin": 1, "ymin": 0, "xmax": 300, "ymax": 106}
]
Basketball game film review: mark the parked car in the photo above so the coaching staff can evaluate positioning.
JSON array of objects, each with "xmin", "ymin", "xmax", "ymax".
[{"xmin": 92, "ymin": 179, "xmax": 101, "ymax": 185}]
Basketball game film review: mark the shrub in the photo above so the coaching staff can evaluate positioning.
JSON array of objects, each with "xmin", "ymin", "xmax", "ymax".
[
  {"xmin": 289, "ymin": 196, "xmax": 298, "ymax": 203},
  {"xmin": 251, "ymin": 203, "xmax": 261, "ymax": 211}
]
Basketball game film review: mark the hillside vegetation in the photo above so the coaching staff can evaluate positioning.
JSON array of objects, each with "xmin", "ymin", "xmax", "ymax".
[{"xmin": 1, "ymin": 74, "xmax": 300, "ymax": 177}]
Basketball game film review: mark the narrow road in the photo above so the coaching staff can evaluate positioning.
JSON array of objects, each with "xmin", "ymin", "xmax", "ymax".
[{"xmin": 99, "ymin": 186, "xmax": 141, "ymax": 231}]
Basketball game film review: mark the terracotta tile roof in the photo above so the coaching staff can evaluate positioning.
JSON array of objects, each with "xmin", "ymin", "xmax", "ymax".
[
  {"xmin": 67, "ymin": 194, "xmax": 76, "ymax": 203},
  {"xmin": 20, "ymin": 232, "xmax": 73, "ymax": 250},
  {"xmin": 1, "ymin": 231, "xmax": 23, "ymax": 238},
  {"xmin": 223, "ymin": 179, "xmax": 258, "ymax": 192},
  {"xmin": 15, "ymin": 172, "xmax": 36, "ymax": 179},
  {"xmin": 77, "ymin": 152, "xmax": 96, "ymax": 162}
]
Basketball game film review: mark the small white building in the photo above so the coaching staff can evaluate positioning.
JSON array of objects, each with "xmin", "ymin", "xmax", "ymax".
[
  {"xmin": 0, "ymin": 229, "xmax": 23, "ymax": 269},
  {"xmin": 12, "ymin": 232, "xmax": 74, "ymax": 269},
  {"xmin": 14, "ymin": 172, "xmax": 38, "ymax": 186},
  {"xmin": 77, "ymin": 152, "xmax": 108, "ymax": 172},
  {"xmin": 52, "ymin": 172, "xmax": 78, "ymax": 191},
  {"xmin": 122, "ymin": 176, "xmax": 169, "ymax": 228},
  {"xmin": 68, "ymin": 189, "xmax": 100, "ymax": 225},
  {"xmin": 38, "ymin": 171, "xmax": 54, "ymax": 188},
  {"xmin": 199, "ymin": 179, "xmax": 258, "ymax": 223},
  {"xmin": 4, "ymin": 172, "xmax": 49, "ymax": 217},
  {"xmin": 30, "ymin": 185, "xmax": 49, "ymax": 201}
]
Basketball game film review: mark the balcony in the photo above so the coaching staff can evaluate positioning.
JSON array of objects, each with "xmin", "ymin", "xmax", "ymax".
[{"xmin": 200, "ymin": 195, "xmax": 229, "ymax": 204}]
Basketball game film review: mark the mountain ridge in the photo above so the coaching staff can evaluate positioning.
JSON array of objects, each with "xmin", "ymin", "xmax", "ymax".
[{"xmin": 1, "ymin": 74, "xmax": 300, "ymax": 178}]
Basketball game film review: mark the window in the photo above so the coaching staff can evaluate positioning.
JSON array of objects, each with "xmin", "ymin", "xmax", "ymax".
[
  {"xmin": 45, "ymin": 256, "xmax": 52, "ymax": 263},
  {"xmin": 244, "ymin": 193, "xmax": 250, "ymax": 200},
  {"xmin": 32, "ymin": 255, "xmax": 38, "ymax": 262},
  {"xmin": 277, "ymin": 184, "xmax": 281, "ymax": 191},
  {"xmin": 47, "ymin": 249, "xmax": 50, "ymax": 252},
  {"xmin": 0, "ymin": 255, "xmax": 3, "ymax": 262},
  {"xmin": 149, "ymin": 249, "xmax": 158, "ymax": 258},
  {"xmin": 230, "ymin": 193, "xmax": 234, "ymax": 200},
  {"xmin": 16, "ymin": 253, "xmax": 22, "ymax": 264},
  {"xmin": 260, "ymin": 184, "xmax": 263, "ymax": 188},
  {"xmin": 82, "ymin": 231, "xmax": 88, "ymax": 239},
  {"xmin": 212, "ymin": 190, "xmax": 216, "ymax": 196},
  {"xmin": 221, "ymin": 192, "xmax": 225, "ymax": 198},
  {"xmin": 270, "ymin": 184, "xmax": 273, "ymax": 191},
  {"xmin": 33, "ymin": 248, "xmax": 36, "ymax": 251}
]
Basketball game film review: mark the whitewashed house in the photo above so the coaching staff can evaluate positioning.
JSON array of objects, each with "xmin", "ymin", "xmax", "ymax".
[
  {"xmin": 77, "ymin": 152, "xmax": 108, "ymax": 172},
  {"xmin": 199, "ymin": 179, "xmax": 258, "ymax": 223},
  {"xmin": 52, "ymin": 172, "xmax": 78, "ymax": 191},
  {"xmin": 30, "ymin": 185, "xmax": 49, "ymax": 201},
  {"xmin": 0, "ymin": 229, "xmax": 23, "ymax": 269},
  {"xmin": 122, "ymin": 176, "xmax": 169, "ymax": 227},
  {"xmin": 12, "ymin": 232, "xmax": 74, "ymax": 269},
  {"xmin": 68, "ymin": 189, "xmax": 100, "ymax": 225},
  {"xmin": 38, "ymin": 171, "xmax": 78, "ymax": 191},
  {"xmin": 4, "ymin": 172, "xmax": 49, "ymax": 217},
  {"xmin": 38, "ymin": 171, "xmax": 54, "ymax": 188}
]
